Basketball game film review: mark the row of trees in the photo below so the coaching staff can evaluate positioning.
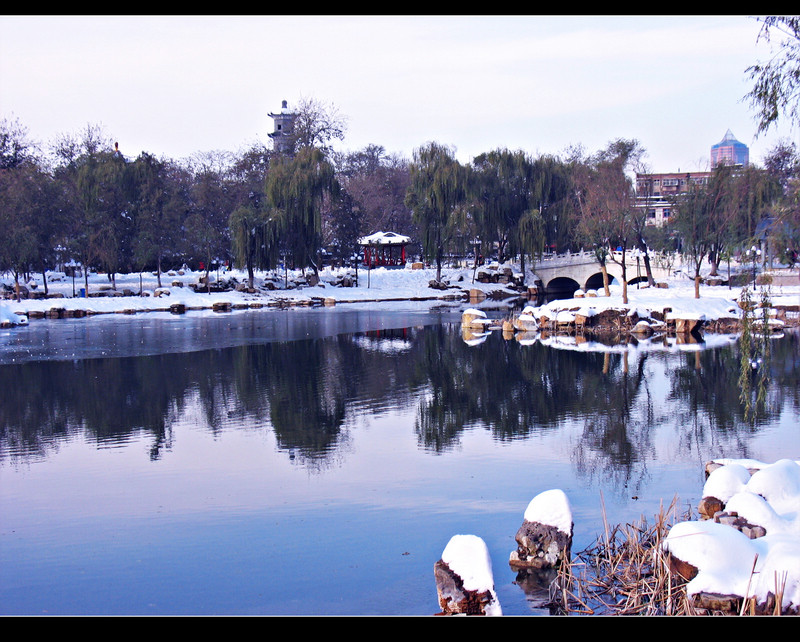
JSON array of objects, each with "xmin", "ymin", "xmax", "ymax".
[
  {"xmin": 0, "ymin": 104, "xmax": 415, "ymax": 297},
  {"xmin": 1, "ymin": 107, "xmax": 798, "ymax": 301}
]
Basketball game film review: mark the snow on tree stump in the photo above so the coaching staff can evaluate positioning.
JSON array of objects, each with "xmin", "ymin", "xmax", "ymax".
[
  {"xmin": 434, "ymin": 535, "xmax": 502, "ymax": 616},
  {"xmin": 509, "ymin": 489, "xmax": 573, "ymax": 570}
]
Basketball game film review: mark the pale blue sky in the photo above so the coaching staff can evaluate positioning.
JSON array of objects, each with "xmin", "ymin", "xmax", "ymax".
[{"xmin": 1, "ymin": 15, "xmax": 796, "ymax": 171}]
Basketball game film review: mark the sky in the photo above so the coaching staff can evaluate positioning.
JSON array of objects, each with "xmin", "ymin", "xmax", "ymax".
[{"xmin": 1, "ymin": 15, "xmax": 798, "ymax": 173}]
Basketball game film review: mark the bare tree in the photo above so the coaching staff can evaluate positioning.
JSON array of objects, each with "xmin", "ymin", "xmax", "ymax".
[{"xmin": 286, "ymin": 97, "xmax": 348, "ymax": 155}]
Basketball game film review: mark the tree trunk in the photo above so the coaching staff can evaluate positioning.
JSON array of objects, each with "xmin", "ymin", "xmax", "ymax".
[
  {"xmin": 41, "ymin": 264, "xmax": 49, "ymax": 296},
  {"xmin": 247, "ymin": 263, "xmax": 255, "ymax": 289},
  {"xmin": 709, "ymin": 253, "xmax": 719, "ymax": 277},
  {"xmin": 695, "ymin": 274, "xmax": 701, "ymax": 299},
  {"xmin": 600, "ymin": 263, "xmax": 610, "ymax": 297},
  {"xmin": 642, "ymin": 252, "xmax": 656, "ymax": 287},
  {"xmin": 621, "ymin": 259, "xmax": 628, "ymax": 305}
]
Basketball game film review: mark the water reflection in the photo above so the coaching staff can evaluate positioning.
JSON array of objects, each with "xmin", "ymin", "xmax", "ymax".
[{"xmin": 2, "ymin": 324, "xmax": 798, "ymax": 480}]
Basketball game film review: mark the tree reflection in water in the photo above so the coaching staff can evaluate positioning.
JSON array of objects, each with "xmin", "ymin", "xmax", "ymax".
[{"xmin": 1, "ymin": 325, "xmax": 798, "ymax": 489}]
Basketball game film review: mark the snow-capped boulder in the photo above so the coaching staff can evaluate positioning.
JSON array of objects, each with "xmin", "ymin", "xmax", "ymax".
[
  {"xmin": 665, "ymin": 459, "xmax": 800, "ymax": 614},
  {"xmin": 461, "ymin": 307, "xmax": 490, "ymax": 330},
  {"xmin": 509, "ymin": 489, "xmax": 573, "ymax": 570},
  {"xmin": 434, "ymin": 535, "xmax": 502, "ymax": 615}
]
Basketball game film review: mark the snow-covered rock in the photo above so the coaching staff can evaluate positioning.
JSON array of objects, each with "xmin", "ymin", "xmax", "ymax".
[
  {"xmin": 665, "ymin": 459, "xmax": 800, "ymax": 614},
  {"xmin": 435, "ymin": 534, "xmax": 502, "ymax": 615},
  {"xmin": 510, "ymin": 489, "xmax": 573, "ymax": 570}
]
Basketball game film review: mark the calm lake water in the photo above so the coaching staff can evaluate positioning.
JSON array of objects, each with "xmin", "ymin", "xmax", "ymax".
[{"xmin": 1, "ymin": 303, "xmax": 798, "ymax": 615}]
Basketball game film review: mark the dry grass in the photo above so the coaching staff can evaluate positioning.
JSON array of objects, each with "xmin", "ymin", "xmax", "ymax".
[
  {"xmin": 540, "ymin": 493, "xmax": 796, "ymax": 616},
  {"xmin": 547, "ymin": 495, "xmax": 698, "ymax": 615}
]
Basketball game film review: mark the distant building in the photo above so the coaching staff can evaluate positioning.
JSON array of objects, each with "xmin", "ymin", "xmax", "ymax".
[
  {"xmin": 634, "ymin": 130, "xmax": 750, "ymax": 227},
  {"xmin": 710, "ymin": 129, "xmax": 749, "ymax": 168},
  {"xmin": 635, "ymin": 171, "xmax": 712, "ymax": 226},
  {"xmin": 268, "ymin": 100, "xmax": 296, "ymax": 154}
]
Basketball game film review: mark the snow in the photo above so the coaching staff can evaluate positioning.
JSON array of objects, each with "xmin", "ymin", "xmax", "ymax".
[
  {"xmin": 358, "ymin": 231, "xmax": 411, "ymax": 245},
  {"xmin": 441, "ymin": 534, "xmax": 502, "ymax": 616},
  {"xmin": 0, "ymin": 302, "xmax": 27, "ymax": 326},
  {"xmin": 1, "ymin": 265, "xmax": 501, "ymax": 319},
  {"xmin": 664, "ymin": 459, "xmax": 800, "ymax": 612},
  {"xmin": 522, "ymin": 489, "xmax": 573, "ymax": 535},
  {"xmin": 462, "ymin": 308, "xmax": 487, "ymax": 318},
  {"xmin": 702, "ymin": 463, "xmax": 752, "ymax": 503},
  {"xmin": 2, "ymin": 263, "xmax": 798, "ymax": 328},
  {"xmin": 525, "ymin": 284, "xmax": 745, "ymax": 325}
]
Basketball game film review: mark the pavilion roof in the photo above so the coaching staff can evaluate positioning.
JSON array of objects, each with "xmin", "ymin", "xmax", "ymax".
[{"xmin": 358, "ymin": 231, "xmax": 411, "ymax": 246}]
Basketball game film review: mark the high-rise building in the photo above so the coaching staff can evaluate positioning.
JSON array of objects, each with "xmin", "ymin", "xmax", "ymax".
[
  {"xmin": 710, "ymin": 129, "xmax": 749, "ymax": 168},
  {"xmin": 268, "ymin": 100, "xmax": 296, "ymax": 154}
]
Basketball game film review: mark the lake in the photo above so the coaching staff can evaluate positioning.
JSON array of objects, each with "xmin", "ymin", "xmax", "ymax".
[{"xmin": 1, "ymin": 303, "xmax": 798, "ymax": 615}]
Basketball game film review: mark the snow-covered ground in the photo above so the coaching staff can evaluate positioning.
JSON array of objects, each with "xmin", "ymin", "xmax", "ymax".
[
  {"xmin": 664, "ymin": 458, "xmax": 800, "ymax": 614},
  {"xmin": 2, "ymin": 262, "xmax": 798, "ymax": 327}
]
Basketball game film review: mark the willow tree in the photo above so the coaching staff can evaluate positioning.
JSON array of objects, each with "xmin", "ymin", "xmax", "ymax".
[
  {"xmin": 405, "ymin": 142, "xmax": 469, "ymax": 283},
  {"xmin": 130, "ymin": 152, "xmax": 185, "ymax": 288},
  {"xmin": 228, "ymin": 143, "xmax": 279, "ymax": 288},
  {"xmin": 471, "ymin": 148, "xmax": 535, "ymax": 264},
  {"xmin": 517, "ymin": 208, "xmax": 546, "ymax": 278},
  {"xmin": 265, "ymin": 146, "xmax": 338, "ymax": 280},
  {"xmin": 0, "ymin": 162, "xmax": 39, "ymax": 300},
  {"xmin": 745, "ymin": 16, "xmax": 800, "ymax": 137},
  {"xmin": 229, "ymin": 203, "xmax": 281, "ymax": 288},
  {"xmin": 531, "ymin": 154, "xmax": 577, "ymax": 254},
  {"xmin": 66, "ymin": 132, "xmax": 130, "ymax": 293}
]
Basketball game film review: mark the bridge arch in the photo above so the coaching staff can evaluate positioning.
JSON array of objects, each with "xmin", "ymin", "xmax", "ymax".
[
  {"xmin": 545, "ymin": 276, "xmax": 581, "ymax": 299},
  {"xmin": 532, "ymin": 251, "xmax": 672, "ymax": 295},
  {"xmin": 584, "ymin": 272, "xmax": 608, "ymax": 292},
  {"xmin": 584, "ymin": 269, "xmax": 622, "ymax": 292}
]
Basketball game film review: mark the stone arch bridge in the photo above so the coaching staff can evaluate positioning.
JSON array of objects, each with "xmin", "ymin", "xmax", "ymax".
[{"xmin": 531, "ymin": 251, "xmax": 675, "ymax": 296}]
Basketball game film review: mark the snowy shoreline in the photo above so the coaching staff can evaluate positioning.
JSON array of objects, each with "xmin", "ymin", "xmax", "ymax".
[{"xmin": 2, "ymin": 264, "xmax": 799, "ymax": 331}]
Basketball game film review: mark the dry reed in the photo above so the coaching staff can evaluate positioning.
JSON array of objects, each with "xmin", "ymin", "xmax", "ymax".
[{"xmin": 547, "ymin": 495, "xmax": 698, "ymax": 615}]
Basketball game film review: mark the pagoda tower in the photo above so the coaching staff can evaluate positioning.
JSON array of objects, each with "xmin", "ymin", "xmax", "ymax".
[{"xmin": 268, "ymin": 100, "xmax": 296, "ymax": 154}]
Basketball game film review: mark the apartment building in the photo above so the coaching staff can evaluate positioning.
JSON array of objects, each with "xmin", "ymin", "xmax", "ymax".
[{"xmin": 635, "ymin": 171, "xmax": 712, "ymax": 226}]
